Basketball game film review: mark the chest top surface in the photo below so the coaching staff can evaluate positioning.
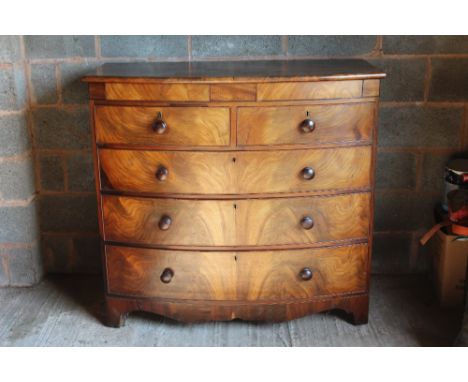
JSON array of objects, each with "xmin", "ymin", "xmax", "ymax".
[{"xmin": 82, "ymin": 59, "xmax": 386, "ymax": 83}]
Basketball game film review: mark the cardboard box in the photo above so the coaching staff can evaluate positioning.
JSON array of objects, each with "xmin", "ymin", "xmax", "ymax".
[{"xmin": 429, "ymin": 230, "xmax": 468, "ymax": 308}]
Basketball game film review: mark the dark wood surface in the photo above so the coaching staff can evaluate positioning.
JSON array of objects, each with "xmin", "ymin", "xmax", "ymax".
[{"xmin": 82, "ymin": 59, "xmax": 385, "ymax": 83}]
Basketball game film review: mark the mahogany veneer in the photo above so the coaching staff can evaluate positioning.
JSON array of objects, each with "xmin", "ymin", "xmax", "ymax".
[{"xmin": 83, "ymin": 59, "xmax": 385, "ymax": 327}]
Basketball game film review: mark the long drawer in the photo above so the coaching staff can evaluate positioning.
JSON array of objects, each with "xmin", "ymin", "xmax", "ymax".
[
  {"xmin": 102, "ymin": 193, "xmax": 370, "ymax": 247},
  {"xmin": 237, "ymin": 102, "xmax": 375, "ymax": 146},
  {"xmin": 105, "ymin": 244, "xmax": 368, "ymax": 300},
  {"xmin": 95, "ymin": 105, "xmax": 230, "ymax": 146},
  {"xmin": 99, "ymin": 146, "xmax": 372, "ymax": 195}
]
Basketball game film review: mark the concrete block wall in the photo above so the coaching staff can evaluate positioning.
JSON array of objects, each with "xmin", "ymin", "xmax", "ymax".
[
  {"xmin": 0, "ymin": 36, "xmax": 42, "ymax": 286},
  {"xmin": 0, "ymin": 35, "xmax": 468, "ymax": 285}
]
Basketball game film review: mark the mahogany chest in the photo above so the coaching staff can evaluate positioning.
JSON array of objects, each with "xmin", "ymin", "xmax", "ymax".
[{"xmin": 83, "ymin": 59, "xmax": 385, "ymax": 327}]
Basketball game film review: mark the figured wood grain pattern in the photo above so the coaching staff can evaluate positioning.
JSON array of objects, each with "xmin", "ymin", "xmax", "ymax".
[
  {"xmin": 99, "ymin": 146, "xmax": 371, "ymax": 195},
  {"xmin": 237, "ymin": 244, "xmax": 368, "ymax": 300},
  {"xmin": 106, "ymin": 246, "xmax": 238, "ymax": 300},
  {"xmin": 102, "ymin": 193, "xmax": 370, "ymax": 247},
  {"xmin": 105, "ymin": 244, "xmax": 367, "ymax": 301},
  {"xmin": 237, "ymin": 102, "xmax": 375, "ymax": 146},
  {"xmin": 95, "ymin": 106, "xmax": 230, "ymax": 146},
  {"xmin": 99, "ymin": 149, "xmax": 236, "ymax": 194},
  {"xmin": 210, "ymin": 84, "xmax": 257, "ymax": 101},
  {"xmin": 105, "ymin": 83, "xmax": 210, "ymax": 101},
  {"xmin": 102, "ymin": 195, "xmax": 236, "ymax": 246},
  {"xmin": 235, "ymin": 146, "xmax": 371, "ymax": 194},
  {"xmin": 235, "ymin": 193, "xmax": 370, "ymax": 246},
  {"xmin": 257, "ymin": 80, "xmax": 362, "ymax": 101}
]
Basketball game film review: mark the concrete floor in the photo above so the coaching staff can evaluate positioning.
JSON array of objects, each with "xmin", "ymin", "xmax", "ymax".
[{"xmin": 0, "ymin": 275, "xmax": 462, "ymax": 346}]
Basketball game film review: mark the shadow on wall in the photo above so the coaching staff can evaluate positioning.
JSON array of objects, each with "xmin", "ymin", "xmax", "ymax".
[{"xmin": 32, "ymin": 61, "xmax": 102, "ymax": 274}]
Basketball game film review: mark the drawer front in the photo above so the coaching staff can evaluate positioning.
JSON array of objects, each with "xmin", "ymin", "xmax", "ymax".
[
  {"xmin": 237, "ymin": 103, "xmax": 375, "ymax": 146},
  {"xmin": 102, "ymin": 196, "xmax": 236, "ymax": 246},
  {"xmin": 105, "ymin": 246, "xmax": 237, "ymax": 300},
  {"xmin": 95, "ymin": 106, "xmax": 230, "ymax": 146},
  {"xmin": 106, "ymin": 83, "xmax": 210, "ymax": 102},
  {"xmin": 105, "ymin": 244, "xmax": 368, "ymax": 300},
  {"xmin": 99, "ymin": 149, "xmax": 236, "ymax": 194},
  {"xmin": 99, "ymin": 146, "xmax": 371, "ymax": 195},
  {"xmin": 235, "ymin": 193, "xmax": 370, "ymax": 246},
  {"xmin": 102, "ymin": 193, "xmax": 369, "ymax": 247},
  {"xmin": 237, "ymin": 244, "xmax": 368, "ymax": 300},
  {"xmin": 257, "ymin": 80, "xmax": 362, "ymax": 101}
]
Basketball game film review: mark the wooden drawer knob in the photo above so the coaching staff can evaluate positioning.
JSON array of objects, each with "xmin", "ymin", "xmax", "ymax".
[
  {"xmin": 299, "ymin": 118, "xmax": 315, "ymax": 133},
  {"xmin": 160, "ymin": 268, "xmax": 174, "ymax": 283},
  {"xmin": 300, "ymin": 216, "xmax": 314, "ymax": 230},
  {"xmin": 299, "ymin": 267, "xmax": 313, "ymax": 281},
  {"xmin": 302, "ymin": 167, "xmax": 315, "ymax": 180},
  {"xmin": 159, "ymin": 215, "xmax": 172, "ymax": 230},
  {"xmin": 152, "ymin": 112, "xmax": 167, "ymax": 134},
  {"xmin": 156, "ymin": 166, "xmax": 169, "ymax": 181}
]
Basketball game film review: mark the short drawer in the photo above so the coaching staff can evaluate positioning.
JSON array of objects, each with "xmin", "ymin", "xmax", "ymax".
[
  {"xmin": 99, "ymin": 146, "xmax": 371, "ymax": 195},
  {"xmin": 105, "ymin": 244, "xmax": 368, "ymax": 300},
  {"xmin": 102, "ymin": 193, "xmax": 370, "ymax": 247},
  {"xmin": 237, "ymin": 102, "xmax": 375, "ymax": 146},
  {"xmin": 95, "ymin": 106, "xmax": 230, "ymax": 146},
  {"xmin": 257, "ymin": 80, "xmax": 362, "ymax": 101},
  {"xmin": 105, "ymin": 83, "xmax": 210, "ymax": 102}
]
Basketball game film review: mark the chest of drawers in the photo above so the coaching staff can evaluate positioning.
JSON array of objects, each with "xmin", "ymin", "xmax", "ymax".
[{"xmin": 83, "ymin": 59, "xmax": 385, "ymax": 327}]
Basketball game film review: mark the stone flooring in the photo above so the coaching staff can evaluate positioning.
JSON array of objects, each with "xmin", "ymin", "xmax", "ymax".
[{"xmin": 0, "ymin": 275, "xmax": 463, "ymax": 346}]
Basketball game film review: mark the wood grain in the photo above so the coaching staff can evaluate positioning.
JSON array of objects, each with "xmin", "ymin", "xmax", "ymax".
[
  {"xmin": 105, "ymin": 83, "xmax": 210, "ymax": 101},
  {"xmin": 95, "ymin": 105, "xmax": 230, "ymax": 146},
  {"xmin": 362, "ymin": 79, "xmax": 380, "ymax": 97},
  {"xmin": 99, "ymin": 146, "xmax": 372, "ymax": 195},
  {"xmin": 106, "ymin": 246, "xmax": 238, "ymax": 300},
  {"xmin": 237, "ymin": 102, "xmax": 375, "ymax": 146},
  {"xmin": 105, "ymin": 292, "xmax": 369, "ymax": 326},
  {"xmin": 235, "ymin": 193, "xmax": 370, "ymax": 246},
  {"xmin": 210, "ymin": 84, "xmax": 257, "ymax": 101},
  {"xmin": 105, "ymin": 244, "xmax": 368, "ymax": 301},
  {"xmin": 257, "ymin": 80, "xmax": 362, "ymax": 101},
  {"xmin": 102, "ymin": 196, "xmax": 236, "ymax": 246},
  {"xmin": 235, "ymin": 146, "xmax": 371, "ymax": 194},
  {"xmin": 102, "ymin": 193, "xmax": 370, "ymax": 247}
]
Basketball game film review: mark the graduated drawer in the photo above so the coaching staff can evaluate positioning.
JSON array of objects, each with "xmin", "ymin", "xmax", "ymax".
[
  {"xmin": 99, "ymin": 146, "xmax": 372, "ymax": 195},
  {"xmin": 105, "ymin": 244, "xmax": 368, "ymax": 300},
  {"xmin": 237, "ymin": 102, "xmax": 375, "ymax": 146},
  {"xmin": 102, "ymin": 193, "xmax": 370, "ymax": 247},
  {"xmin": 94, "ymin": 106, "xmax": 230, "ymax": 146}
]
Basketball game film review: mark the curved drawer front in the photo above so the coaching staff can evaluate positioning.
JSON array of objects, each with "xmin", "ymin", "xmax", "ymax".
[
  {"xmin": 99, "ymin": 146, "xmax": 371, "ymax": 195},
  {"xmin": 235, "ymin": 193, "xmax": 370, "ymax": 246},
  {"xmin": 102, "ymin": 196, "xmax": 236, "ymax": 246},
  {"xmin": 105, "ymin": 244, "xmax": 368, "ymax": 300},
  {"xmin": 237, "ymin": 244, "xmax": 368, "ymax": 300},
  {"xmin": 95, "ymin": 106, "xmax": 230, "ymax": 146},
  {"xmin": 237, "ymin": 102, "xmax": 375, "ymax": 146},
  {"xmin": 106, "ymin": 246, "xmax": 238, "ymax": 300},
  {"xmin": 102, "ymin": 193, "xmax": 370, "ymax": 247}
]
